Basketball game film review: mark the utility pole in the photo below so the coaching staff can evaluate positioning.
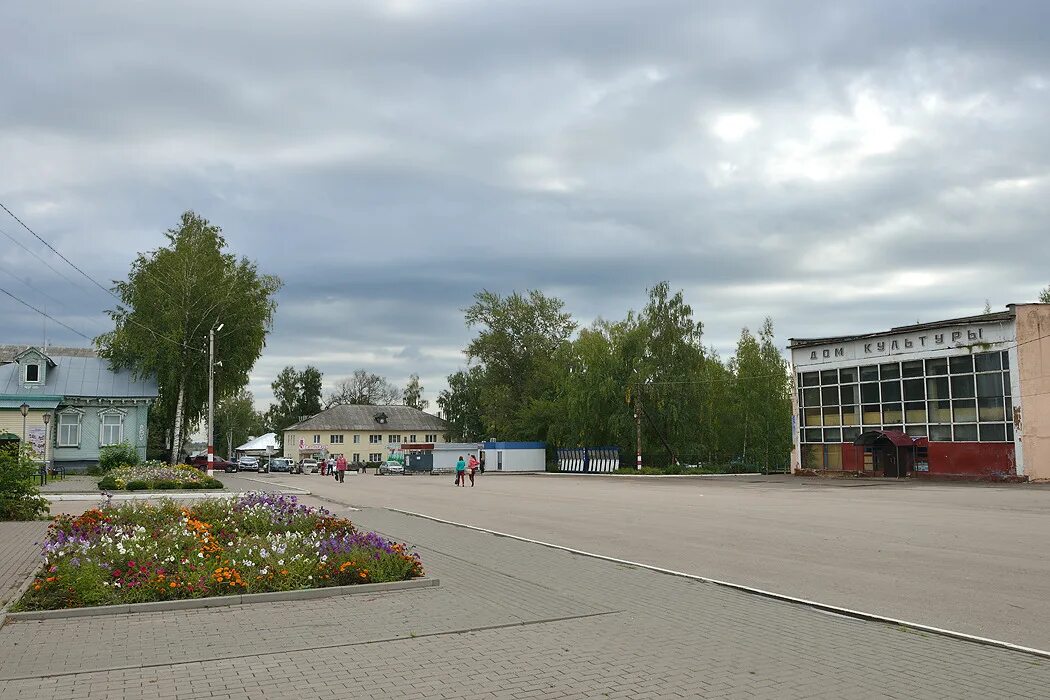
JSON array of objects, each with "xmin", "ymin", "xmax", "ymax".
[
  {"xmin": 634, "ymin": 390, "xmax": 642, "ymax": 471},
  {"xmin": 207, "ymin": 323, "xmax": 223, "ymax": 477}
]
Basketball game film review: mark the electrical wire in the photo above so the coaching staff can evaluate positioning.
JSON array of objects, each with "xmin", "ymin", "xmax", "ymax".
[{"xmin": 0, "ymin": 284, "xmax": 92, "ymax": 340}]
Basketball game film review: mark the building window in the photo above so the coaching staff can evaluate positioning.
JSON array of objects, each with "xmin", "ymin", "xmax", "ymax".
[
  {"xmin": 99, "ymin": 412, "xmax": 124, "ymax": 446},
  {"xmin": 369, "ymin": 434, "xmax": 381, "ymax": 444},
  {"xmin": 58, "ymin": 412, "xmax": 81, "ymax": 447},
  {"xmin": 313, "ymin": 434, "xmax": 320, "ymax": 444},
  {"xmin": 369, "ymin": 452, "xmax": 382, "ymax": 462},
  {"xmin": 24, "ymin": 363, "xmax": 40, "ymax": 383},
  {"xmin": 388, "ymin": 435, "xmax": 401, "ymax": 444},
  {"xmin": 425, "ymin": 433, "xmax": 437, "ymax": 443},
  {"xmin": 352, "ymin": 453, "xmax": 361, "ymax": 463},
  {"xmin": 353, "ymin": 434, "xmax": 360, "ymax": 443},
  {"xmin": 330, "ymin": 435, "xmax": 344, "ymax": 444},
  {"xmin": 409, "ymin": 434, "xmax": 417, "ymax": 443}
]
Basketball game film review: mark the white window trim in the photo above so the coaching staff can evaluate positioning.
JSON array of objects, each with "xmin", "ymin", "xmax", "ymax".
[
  {"xmin": 57, "ymin": 408, "xmax": 83, "ymax": 448},
  {"xmin": 24, "ymin": 363, "xmax": 41, "ymax": 384},
  {"xmin": 98, "ymin": 408, "xmax": 127, "ymax": 447}
]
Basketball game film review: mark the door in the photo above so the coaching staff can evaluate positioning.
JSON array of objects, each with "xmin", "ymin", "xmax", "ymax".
[
  {"xmin": 497, "ymin": 451, "xmax": 503, "ymax": 471},
  {"xmin": 875, "ymin": 445, "xmax": 901, "ymax": 478}
]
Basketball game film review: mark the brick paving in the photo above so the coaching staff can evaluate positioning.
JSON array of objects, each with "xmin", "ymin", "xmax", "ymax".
[
  {"xmin": 1, "ymin": 507, "xmax": 1048, "ymax": 698},
  {"xmin": 0, "ymin": 521, "xmax": 49, "ymax": 610}
]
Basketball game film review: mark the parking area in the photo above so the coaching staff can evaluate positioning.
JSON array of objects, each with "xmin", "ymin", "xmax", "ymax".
[{"xmin": 254, "ymin": 470, "xmax": 1050, "ymax": 650}]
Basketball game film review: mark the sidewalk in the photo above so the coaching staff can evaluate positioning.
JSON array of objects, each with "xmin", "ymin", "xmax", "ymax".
[
  {"xmin": 0, "ymin": 521, "xmax": 49, "ymax": 610},
  {"xmin": 1, "ymin": 505, "xmax": 1048, "ymax": 698}
]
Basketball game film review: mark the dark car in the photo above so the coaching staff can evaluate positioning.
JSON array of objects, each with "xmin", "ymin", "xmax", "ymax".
[
  {"xmin": 268, "ymin": 458, "xmax": 294, "ymax": 473},
  {"xmin": 186, "ymin": 454, "xmax": 238, "ymax": 473}
]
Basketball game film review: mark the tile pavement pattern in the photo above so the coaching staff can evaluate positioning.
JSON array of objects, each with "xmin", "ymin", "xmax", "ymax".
[
  {"xmin": 0, "ymin": 521, "xmax": 49, "ymax": 610},
  {"xmin": 1, "ymin": 508, "xmax": 1049, "ymax": 699}
]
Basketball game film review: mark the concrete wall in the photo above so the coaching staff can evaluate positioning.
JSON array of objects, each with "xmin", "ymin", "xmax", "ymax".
[{"xmin": 1016, "ymin": 303, "xmax": 1050, "ymax": 480}]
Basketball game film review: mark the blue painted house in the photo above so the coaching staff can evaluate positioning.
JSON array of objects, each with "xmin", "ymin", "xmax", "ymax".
[{"xmin": 0, "ymin": 345, "xmax": 158, "ymax": 470}]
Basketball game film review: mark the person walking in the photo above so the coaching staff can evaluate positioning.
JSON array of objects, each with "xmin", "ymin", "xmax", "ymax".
[
  {"xmin": 455, "ymin": 455, "xmax": 466, "ymax": 487},
  {"xmin": 467, "ymin": 454, "xmax": 479, "ymax": 487},
  {"xmin": 336, "ymin": 454, "xmax": 347, "ymax": 483},
  {"xmin": 319, "ymin": 458, "xmax": 327, "ymax": 477}
]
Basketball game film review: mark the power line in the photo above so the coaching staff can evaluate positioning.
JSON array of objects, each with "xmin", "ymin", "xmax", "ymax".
[
  {"xmin": 0, "ymin": 284, "xmax": 92, "ymax": 340},
  {"xmin": 0, "ymin": 203, "xmax": 203, "ymax": 354},
  {"xmin": 0, "ymin": 223, "xmax": 95, "ymax": 296}
]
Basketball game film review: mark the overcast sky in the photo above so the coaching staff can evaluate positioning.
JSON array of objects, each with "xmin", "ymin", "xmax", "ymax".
[{"xmin": 2, "ymin": 0, "xmax": 1048, "ymax": 409}]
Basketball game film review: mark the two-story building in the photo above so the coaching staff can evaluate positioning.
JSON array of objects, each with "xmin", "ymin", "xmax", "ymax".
[
  {"xmin": 283, "ymin": 404, "xmax": 449, "ymax": 464},
  {"xmin": 0, "ymin": 345, "xmax": 159, "ymax": 470},
  {"xmin": 788, "ymin": 303, "xmax": 1050, "ymax": 480}
]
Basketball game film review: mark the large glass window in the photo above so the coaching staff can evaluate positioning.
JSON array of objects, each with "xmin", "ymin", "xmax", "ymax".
[
  {"xmin": 950, "ymin": 375, "xmax": 975, "ymax": 399},
  {"xmin": 796, "ymin": 349, "xmax": 1011, "ymax": 446}
]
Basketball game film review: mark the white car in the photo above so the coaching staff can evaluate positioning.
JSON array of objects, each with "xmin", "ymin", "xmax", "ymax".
[
  {"xmin": 377, "ymin": 462, "xmax": 405, "ymax": 475},
  {"xmin": 238, "ymin": 456, "xmax": 263, "ymax": 472},
  {"xmin": 300, "ymin": 459, "xmax": 318, "ymax": 473}
]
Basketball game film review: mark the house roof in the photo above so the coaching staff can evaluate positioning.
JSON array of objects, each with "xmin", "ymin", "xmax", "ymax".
[
  {"xmin": 788, "ymin": 310, "xmax": 1016, "ymax": 349},
  {"xmin": 0, "ymin": 345, "xmax": 97, "ymax": 363},
  {"xmin": 235, "ymin": 432, "xmax": 280, "ymax": 452},
  {"xmin": 286, "ymin": 405, "xmax": 449, "ymax": 433},
  {"xmin": 0, "ymin": 352, "xmax": 158, "ymax": 399}
]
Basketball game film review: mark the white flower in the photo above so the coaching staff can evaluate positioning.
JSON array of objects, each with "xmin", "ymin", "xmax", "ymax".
[{"xmin": 198, "ymin": 552, "xmax": 204, "ymax": 558}]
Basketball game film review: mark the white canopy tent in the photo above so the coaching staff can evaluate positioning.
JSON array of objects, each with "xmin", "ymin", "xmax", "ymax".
[{"xmin": 234, "ymin": 432, "xmax": 281, "ymax": 457}]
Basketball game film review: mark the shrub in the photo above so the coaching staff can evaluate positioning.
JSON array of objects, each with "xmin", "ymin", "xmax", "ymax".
[
  {"xmin": 181, "ymin": 481, "xmax": 203, "ymax": 490},
  {"xmin": 97, "ymin": 475, "xmax": 118, "ymax": 490},
  {"xmin": 125, "ymin": 480, "xmax": 149, "ymax": 491},
  {"xmin": 203, "ymin": 478, "xmax": 223, "ymax": 489},
  {"xmin": 154, "ymin": 481, "xmax": 178, "ymax": 490},
  {"xmin": 0, "ymin": 445, "xmax": 49, "ymax": 521},
  {"xmin": 98, "ymin": 443, "xmax": 140, "ymax": 472}
]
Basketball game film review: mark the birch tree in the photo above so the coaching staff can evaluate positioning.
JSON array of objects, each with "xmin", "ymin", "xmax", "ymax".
[{"xmin": 97, "ymin": 211, "xmax": 281, "ymax": 463}]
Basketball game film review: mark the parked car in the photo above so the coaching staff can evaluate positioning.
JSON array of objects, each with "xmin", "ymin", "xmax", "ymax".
[
  {"xmin": 186, "ymin": 454, "xmax": 238, "ymax": 473},
  {"xmin": 269, "ymin": 458, "xmax": 293, "ymax": 473},
  {"xmin": 299, "ymin": 459, "xmax": 318, "ymax": 474},
  {"xmin": 238, "ymin": 456, "xmax": 263, "ymax": 472},
  {"xmin": 377, "ymin": 461, "xmax": 405, "ymax": 475}
]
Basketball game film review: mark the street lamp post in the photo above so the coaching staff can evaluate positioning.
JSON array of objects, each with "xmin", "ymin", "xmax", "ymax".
[
  {"xmin": 19, "ymin": 402, "xmax": 29, "ymax": 445},
  {"xmin": 42, "ymin": 412, "xmax": 51, "ymax": 481},
  {"xmin": 208, "ymin": 323, "xmax": 224, "ymax": 477}
]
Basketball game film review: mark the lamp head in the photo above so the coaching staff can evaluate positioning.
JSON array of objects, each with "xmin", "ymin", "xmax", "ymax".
[{"xmin": 19, "ymin": 403, "xmax": 29, "ymax": 418}]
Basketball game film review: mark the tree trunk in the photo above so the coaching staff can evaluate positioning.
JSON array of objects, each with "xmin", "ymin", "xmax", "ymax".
[{"xmin": 170, "ymin": 377, "xmax": 187, "ymax": 465}]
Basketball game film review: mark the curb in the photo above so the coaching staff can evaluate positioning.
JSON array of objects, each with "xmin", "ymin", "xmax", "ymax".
[
  {"xmin": 386, "ymin": 507, "xmax": 1050, "ymax": 662},
  {"xmin": 46, "ymin": 492, "xmax": 242, "ymax": 502},
  {"xmin": 4, "ymin": 577, "xmax": 438, "ymax": 622},
  {"xmin": 532, "ymin": 472, "xmax": 764, "ymax": 478}
]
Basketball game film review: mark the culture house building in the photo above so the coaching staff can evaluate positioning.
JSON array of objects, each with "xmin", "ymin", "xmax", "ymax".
[{"xmin": 789, "ymin": 303, "xmax": 1050, "ymax": 480}]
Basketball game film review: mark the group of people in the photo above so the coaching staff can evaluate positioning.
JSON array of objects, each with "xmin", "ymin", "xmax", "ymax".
[
  {"xmin": 454, "ymin": 454, "xmax": 482, "ymax": 487},
  {"xmin": 319, "ymin": 455, "xmax": 347, "ymax": 482}
]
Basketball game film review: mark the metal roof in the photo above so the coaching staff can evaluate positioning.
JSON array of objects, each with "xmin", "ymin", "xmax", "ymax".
[
  {"xmin": 0, "ymin": 345, "xmax": 97, "ymax": 363},
  {"xmin": 0, "ymin": 398, "xmax": 61, "ymax": 409},
  {"xmin": 0, "ymin": 354, "xmax": 158, "ymax": 399},
  {"xmin": 788, "ymin": 310, "xmax": 1015, "ymax": 349},
  {"xmin": 286, "ymin": 404, "xmax": 449, "ymax": 432}
]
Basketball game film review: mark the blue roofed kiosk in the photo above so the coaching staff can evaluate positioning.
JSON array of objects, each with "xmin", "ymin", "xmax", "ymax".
[{"xmin": 0, "ymin": 345, "xmax": 159, "ymax": 471}]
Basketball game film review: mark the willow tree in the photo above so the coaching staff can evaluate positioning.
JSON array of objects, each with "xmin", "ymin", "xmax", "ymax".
[{"xmin": 96, "ymin": 211, "xmax": 281, "ymax": 463}]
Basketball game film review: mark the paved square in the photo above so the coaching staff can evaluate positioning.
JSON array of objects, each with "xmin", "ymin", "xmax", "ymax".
[{"xmin": 2, "ymin": 504, "xmax": 1049, "ymax": 699}]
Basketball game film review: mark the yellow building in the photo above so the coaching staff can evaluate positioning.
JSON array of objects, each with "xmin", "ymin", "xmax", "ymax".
[{"xmin": 283, "ymin": 404, "xmax": 449, "ymax": 465}]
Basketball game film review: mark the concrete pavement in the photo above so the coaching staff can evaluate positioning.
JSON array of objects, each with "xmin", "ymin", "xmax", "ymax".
[
  {"xmin": 249, "ymin": 470, "xmax": 1050, "ymax": 650},
  {"xmin": 3, "ymin": 505, "xmax": 1050, "ymax": 699}
]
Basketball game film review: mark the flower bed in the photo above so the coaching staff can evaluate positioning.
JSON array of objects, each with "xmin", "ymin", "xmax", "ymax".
[
  {"xmin": 15, "ymin": 493, "xmax": 424, "ymax": 611},
  {"xmin": 98, "ymin": 462, "xmax": 223, "ymax": 491}
]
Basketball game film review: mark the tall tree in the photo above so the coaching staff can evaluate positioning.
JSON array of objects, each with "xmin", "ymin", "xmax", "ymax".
[
  {"xmin": 437, "ymin": 367, "xmax": 485, "ymax": 441},
  {"xmin": 464, "ymin": 289, "xmax": 576, "ymax": 440},
  {"xmin": 97, "ymin": 211, "xmax": 281, "ymax": 463},
  {"xmin": 266, "ymin": 366, "xmax": 324, "ymax": 431},
  {"xmin": 403, "ymin": 373, "xmax": 428, "ymax": 411},
  {"xmin": 327, "ymin": 370, "xmax": 402, "ymax": 407},
  {"xmin": 214, "ymin": 388, "xmax": 266, "ymax": 458},
  {"xmin": 731, "ymin": 318, "xmax": 792, "ymax": 471}
]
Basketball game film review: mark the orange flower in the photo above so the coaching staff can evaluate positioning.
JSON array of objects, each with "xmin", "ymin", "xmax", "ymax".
[{"xmin": 170, "ymin": 582, "xmax": 177, "ymax": 588}]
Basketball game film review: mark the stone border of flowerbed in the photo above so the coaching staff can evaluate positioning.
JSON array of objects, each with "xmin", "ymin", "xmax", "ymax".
[{"xmin": 3, "ymin": 576, "xmax": 438, "ymax": 622}]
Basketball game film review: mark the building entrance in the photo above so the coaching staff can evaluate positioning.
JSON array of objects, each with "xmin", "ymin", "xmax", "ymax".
[{"xmin": 854, "ymin": 430, "xmax": 914, "ymax": 478}]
